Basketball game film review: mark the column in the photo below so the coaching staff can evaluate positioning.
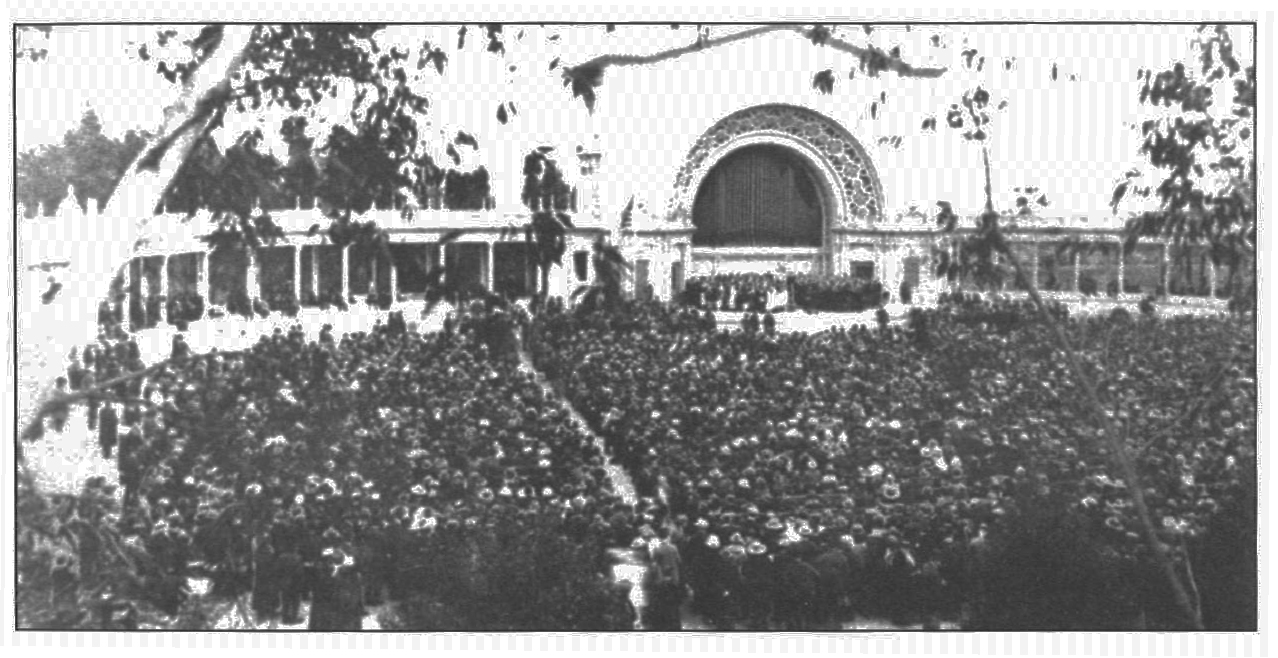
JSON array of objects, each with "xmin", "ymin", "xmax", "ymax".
[
  {"xmin": 1029, "ymin": 242, "xmax": 1040, "ymax": 291},
  {"xmin": 947, "ymin": 240, "xmax": 956, "ymax": 293},
  {"xmin": 246, "ymin": 248, "xmax": 260, "ymax": 303},
  {"xmin": 341, "ymin": 246, "xmax": 350, "ymax": 302},
  {"xmin": 121, "ymin": 259, "xmax": 132, "ymax": 333},
  {"xmin": 159, "ymin": 255, "xmax": 169, "ymax": 325},
  {"xmin": 1072, "ymin": 250, "xmax": 1081, "ymax": 293},
  {"xmin": 1161, "ymin": 241, "xmax": 1171, "ymax": 296},
  {"xmin": 198, "ymin": 252, "xmax": 210, "ymax": 314},
  {"xmin": 293, "ymin": 245, "xmax": 301, "ymax": 302},
  {"xmin": 389, "ymin": 250, "xmax": 399, "ymax": 301},
  {"xmin": 484, "ymin": 240, "xmax": 494, "ymax": 292},
  {"xmin": 1209, "ymin": 255, "xmax": 1218, "ymax": 298},
  {"xmin": 1116, "ymin": 237, "xmax": 1126, "ymax": 297}
]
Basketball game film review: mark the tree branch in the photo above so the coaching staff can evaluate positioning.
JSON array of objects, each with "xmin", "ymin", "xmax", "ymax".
[
  {"xmin": 564, "ymin": 24, "xmax": 946, "ymax": 81},
  {"xmin": 998, "ymin": 241, "xmax": 1204, "ymax": 630},
  {"xmin": 21, "ymin": 347, "xmax": 249, "ymax": 444},
  {"xmin": 821, "ymin": 29, "xmax": 948, "ymax": 79}
]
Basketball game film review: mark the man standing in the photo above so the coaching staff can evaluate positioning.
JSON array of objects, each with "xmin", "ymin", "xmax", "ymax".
[{"xmin": 645, "ymin": 526, "xmax": 684, "ymax": 630}]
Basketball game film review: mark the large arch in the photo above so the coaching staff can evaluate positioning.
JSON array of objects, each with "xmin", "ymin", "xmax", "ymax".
[
  {"xmin": 691, "ymin": 143, "xmax": 826, "ymax": 247},
  {"xmin": 668, "ymin": 104, "xmax": 885, "ymax": 230}
]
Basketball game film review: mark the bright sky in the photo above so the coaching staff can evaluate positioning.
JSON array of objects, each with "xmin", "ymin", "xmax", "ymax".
[{"xmin": 14, "ymin": 22, "xmax": 1255, "ymax": 218}]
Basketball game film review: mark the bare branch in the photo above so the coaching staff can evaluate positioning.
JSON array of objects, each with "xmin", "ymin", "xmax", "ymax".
[
  {"xmin": 998, "ymin": 239, "xmax": 1204, "ymax": 630},
  {"xmin": 563, "ymin": 24, "xmax": 946, "ymax": 81},
  {"xmin": 21, "ymin": 347, "xmax": 249, "ymax": 444},
  {"xmin": 565, "ymin": 25, "xmax": 783, "ymax": 73},
  {"xmin": 821, "ymin": 29, "xmax": 947, "ymax": 78}
]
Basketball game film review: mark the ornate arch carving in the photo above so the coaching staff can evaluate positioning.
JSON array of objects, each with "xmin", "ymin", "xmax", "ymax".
[{"xmin": 668, "ymin": 104, "xmax": 885, "ymax": 229}]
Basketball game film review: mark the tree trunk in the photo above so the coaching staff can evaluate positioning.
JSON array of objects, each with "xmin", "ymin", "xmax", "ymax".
[
  {"xmin": 978, "ymin": 145, "xmax": 1202, "ymax": 629},
  {"xmin": 18, "ymin": 26, "xmax": 256, "ymax": 446}
]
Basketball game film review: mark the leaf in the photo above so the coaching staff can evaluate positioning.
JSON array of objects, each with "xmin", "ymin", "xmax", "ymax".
[
  {"xmin": 1110, "ymin": 181, "xmax": 1129, "ymax": 214},
  {"xmin": 427, "ymin": 48, "xmax": 449, "ymax": 74},
  {"xmin": 809, "ymin": 25, "xmax": 831, "ymax": 46},
  {"xmin": 619, "ymin": 196, "xmax": 635, "ymax": 229},
  {"xmin": 496, "ymin": 103, "xmax": 509, "ymax": 125},
  {"xmin": 1037, "ymin": 194, "xmax": 1049, "ymax": 207},
  {"xmin": 812, "ymin": 69, "xmax": 835, "ymax": 95},
  {"xmin": 564, "ymin": 64, "xmax": 603, "ymax": 113},
  {"xmin": 1051, "ymin": 63, "xmax": 1059, "ymax": 81},
  {"xmin": 548, "ymin": 56, "xmax": 560, "ymax": 71},
  {"xmin": 870, "ymin": 102, "xmax": 878, "ymax": 120},
  {"xmin": 308, "ymin": 223, "xmax": 321, "ymax": 236},
  {"xmin": 921, "ymin": 117, "xmax": 936, "ymax": 131},
  {"xmin": 457, "ymin": 26, "xmax": 467, "ymax": 50},
  {"xmin": 446, "ymin": 144, "xmax": 461, "ymax": 166},
  {"xmin": 454, "ymin": 131, "xmax": 478, "ymax": 149}
]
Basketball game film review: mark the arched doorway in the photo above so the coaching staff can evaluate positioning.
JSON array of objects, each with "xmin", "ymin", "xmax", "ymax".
[{"xmin": 691, "ymin": 144, "xmax": 825, "ymax": 248}]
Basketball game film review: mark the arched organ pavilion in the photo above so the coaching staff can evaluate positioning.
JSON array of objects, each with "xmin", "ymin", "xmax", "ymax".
[{"xmin": 21, "ymin": 28, "xmax": 1230, "ymax": 339}]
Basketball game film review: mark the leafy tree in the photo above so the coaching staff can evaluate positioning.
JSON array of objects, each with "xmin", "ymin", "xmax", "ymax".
[
  {"xmin": 17, "ymin": 109, "xmax": 151, "ymax": 217},
  {"xmin": 1114, "ymin": 25, "xmax": 1255, "ymax": 310},
  {"xmin": 16, "ymin": 465, "xmax": 194, "ymax": 629},
  {"xmin": 930, "ymin": 41, "xmax": 1218, "ymax": 629}
]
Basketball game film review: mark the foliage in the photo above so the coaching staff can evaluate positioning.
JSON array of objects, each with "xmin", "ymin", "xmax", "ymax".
[
  {"xmin": 17, "ymin": 109, "xmax": 151, "ymax": 217},
  {"xmin": 925, "ymin": 40, "xmax": 1239, "ymax": 626},
  {"xmin": 1116, "ymin": 25, "xmax": 1255, "ymax": 306},
  {"xmin": 16, "ymin": 467, "xmax": 188, "ymax": 629}
]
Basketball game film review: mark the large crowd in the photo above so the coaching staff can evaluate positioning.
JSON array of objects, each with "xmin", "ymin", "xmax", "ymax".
[
  {"xmin": 53, "ymin": 301, "xmax": 635, "ymax": 629},
  {"xmin": 531, "ymin": 295, "xmax": 1255, "ymax": 627},
  {"xmin": 28, "ymin": 285, "xmax": 1256, "ymax": 630}
]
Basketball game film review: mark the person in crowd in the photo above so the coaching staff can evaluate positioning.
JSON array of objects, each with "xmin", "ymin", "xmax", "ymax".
[{"xmin": 644, "ymin": 525, "xmax": 684, "ymax": 630}]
